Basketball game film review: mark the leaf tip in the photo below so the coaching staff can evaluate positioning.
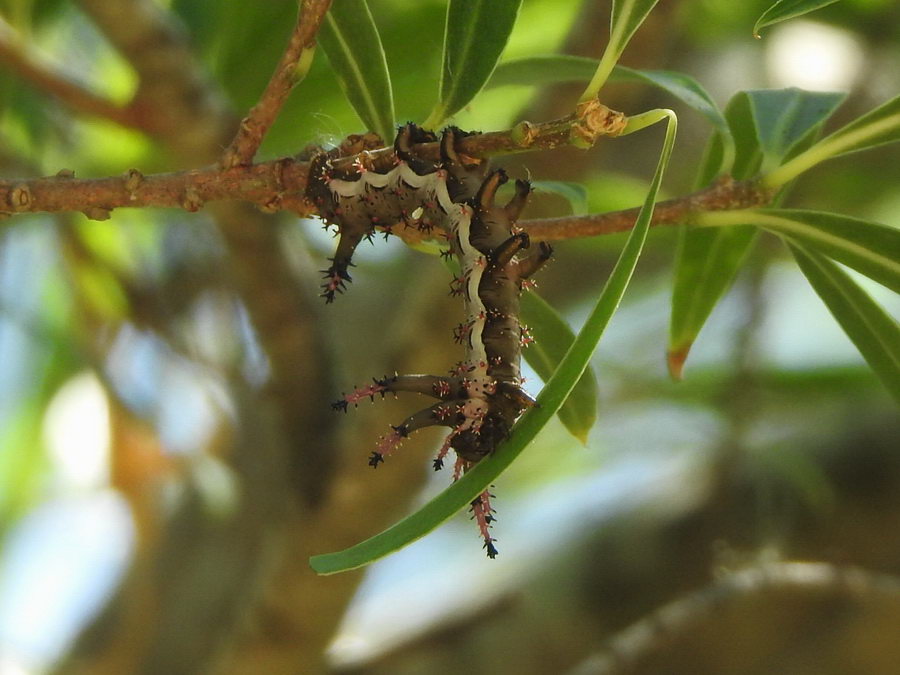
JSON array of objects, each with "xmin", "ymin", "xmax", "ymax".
[{"xmin": 667, "ymin": 344, "xmax": 691, "ymax": 381}]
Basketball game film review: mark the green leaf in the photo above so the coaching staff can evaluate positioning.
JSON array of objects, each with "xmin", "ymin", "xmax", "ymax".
[
  {"xmin": 520, "ymin": 291, "xmax": 598, "ymax": 443},
  {"xmin": 423, "ymin": 0, "xmax": 523, "ymax": 129},
  {"xmin": 318, "ymin": 0, "xmax": 395, "ymax": 141},
  {"xmin": 581, "ymin": 0, "xmax": 662, "ymax": 99},
  {"xmin": 789, "ymin": 243, "xmax": 900, "ymax": 405},
  {"xmin": 696, "ymin": 209, "xmax": 900, "ymax": 295},
  {"xmin": 309, "ymin": 112, "xmax": 678, "ymax": 575},
  {"xmin": 743, "ymin": 89, "xmax": 846, "ymax": 173},
  {"xmin": 531, "ymin": 180, "xmax": 589, "ymax": 216},
  {"xmin": 667, "ymin": 89, "xmax": 843, "ymax": 376},
  {"xmin": 765, "ymin": 93, "xmax": 900, "ymax": 187},
  {"xmin": 667, "ymin": 94, "xmax": 757, "ymax": 377},
  {"xmin": 754, "ymin": 0, "xmax": 843, "ymax": 38},
  {"xmin": 668, "ymin": 226, "xmax": 758, "ymax": 378},
  {"xmin": 488, "ymin": 54, "xmax": 599, "ymax": 87}
]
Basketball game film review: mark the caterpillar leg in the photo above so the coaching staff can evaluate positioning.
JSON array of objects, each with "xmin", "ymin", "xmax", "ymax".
[
  {"xmin": 490, "ymin": 232, "xmax": 531, "ymax": 268},
  {"xmin": 332, "ymin": 374, "xmax": 469, "ymax": 411},
  {"xmin": 367, "ymin": 401, "xmax": 462, "ymax": 468},
  {"xmin": 320, "ymin": 227, "xmax": 366, "ymax": 302},
  {"xmin": 504, "ymin": 178, "xmax": 532, "ymax": 221},
  {"xmin": 475, "ymin": 168, "xmax": 508, "ymax": 210},
  {"xmin": 517, "ymin": 241, "xmax": 554, "ymax": 280},
  {"xmin": 470, "ymin": 489, "xmax": 499, "ymax": 558}
]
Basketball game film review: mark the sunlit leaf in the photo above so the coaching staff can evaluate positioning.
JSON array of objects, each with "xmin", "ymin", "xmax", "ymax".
[
  {"xmin": 790, "ymin": 243, "xmax": 900, "ymax": 405},
  {"xmin": 754, "ymin": 0, "xmax": 843, "ymax": 38},
  {"xmin": 520, "ymin": 291, "xmax": 597, "ymax": 443},
  {"xmin": 318, "ymin": 0, "xmax": 395, "ymax": 141},
  {"xmin": 309, "ymin": 112, "xmax": 678, "ymax": 575},
  {"xmin": 423, "ymin": 0, "xmax": 522, "ymax": 128}
]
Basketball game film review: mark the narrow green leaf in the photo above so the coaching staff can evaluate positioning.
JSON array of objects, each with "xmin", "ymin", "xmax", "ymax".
[
  {"xmin": 318, "ymin": 0, "xmax": 395, "ymax": 141},
  {"xmin": 667, "ymin": 93, "xmax": 758, "ymax": 376},
  {"xmin": 531, "ymin": 180, "xmax": 589, "ymax": 216},
  {"xmin": 520, "ymin": 291, "xmax": 598, "ymax": 443},
  {"xmin": 581, "ymin": 0, "xmax": 662, "ymax": 99},
  {"xmin": 765, "ymin": 93, "xmax": 900, "ymax": 187},
  {"xmin": 668, "ymin": 227, "xmax": 757, "ymax": 377},
  {"xmin": 309, "ymin": 113, "xmax": 678, "ymax": 575},
  {"xmin": 667, "ymin": 89, "xmax": 842, "ymax": 376},
  {"xmin": 754, "ymin": 0, "xmax": 843, "ymax": 38},
  {"xmin": 696, "ymin": 209, "xmax": 900, "ymax": 295},
  {"xmin": 423, "ymin": 0, "xmax": 522, "ymax": 129},
  {"xmin": 789, "ymin": 243, "xmax": 900, "ymax": 405}
]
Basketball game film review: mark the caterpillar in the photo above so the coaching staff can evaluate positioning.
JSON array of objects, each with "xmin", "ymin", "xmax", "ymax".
[{"xmin": 308, "ymin": 124, "xmax": 552, "ymax": 557}]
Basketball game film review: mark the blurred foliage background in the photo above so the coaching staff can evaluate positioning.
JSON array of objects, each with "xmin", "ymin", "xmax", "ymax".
[{"xmin": 0, "ymin": 0, "xmax": 898, "ymax": 673}]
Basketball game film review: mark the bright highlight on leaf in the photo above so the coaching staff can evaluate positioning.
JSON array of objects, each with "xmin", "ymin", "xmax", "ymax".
[
  {"xmin": 309, "ymin": 112, "xmax": 678, "ymax": 576},
  {"xmin": 318, "ymin": 0, "xmax": 395, "ymax": 142},
  {"xmin": 423, "ymin": 0, "xmax": 522, "ymax": 129},
  {"xmin": 753, "ymin": 0, "xmax": 843, "ymax": 39}
]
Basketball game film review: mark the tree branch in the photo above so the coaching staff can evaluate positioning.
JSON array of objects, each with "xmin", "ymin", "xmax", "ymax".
[
  {"xmin": 220, "ymin": 0, "xmax": 333, "ymax": 168},
  {"xmin": 0, "ymin": 162, "xmax": 773, "ymax": 245},
  {"xmin": 577, "ymin": 562, "xmax": 900, "ymax": 675},
  {"xmin": 521, "ymin": 176, "xmax": 775, "ymax": 240},
  {"xmin": 0, "ymin": 16, "xmax": 143, "ymax": 129}
]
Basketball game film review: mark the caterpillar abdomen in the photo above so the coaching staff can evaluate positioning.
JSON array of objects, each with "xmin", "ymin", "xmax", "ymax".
[{"xmin": 312, "ymin": 124, "xmax": 552, "ymax": 557}]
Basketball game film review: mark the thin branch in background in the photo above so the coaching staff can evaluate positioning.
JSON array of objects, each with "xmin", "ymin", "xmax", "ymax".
[
  {"xmin": 220, "ymin": 0, "xmax": 333, "ymax": 168},
  {"xmin": 0, "ymin": 16, "xmax": 143, "ymax": 129},
  {"xmin": 76, "ymin": 0, "xmax": 235, "ymax": 159},
  {"xmin": 571, "ymin": 562, "xmax": 900, "ymax": 675}
]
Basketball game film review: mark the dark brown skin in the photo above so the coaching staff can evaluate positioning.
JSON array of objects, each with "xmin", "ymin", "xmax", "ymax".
[{"xmin": 324, "ymin": 125, "xmax": 552, "ymax": 555}]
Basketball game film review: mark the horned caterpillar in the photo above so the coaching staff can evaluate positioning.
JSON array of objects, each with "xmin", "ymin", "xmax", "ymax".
[{"xmin": 308, "ymin": 124, "xmax": 552, "ymax": 557}]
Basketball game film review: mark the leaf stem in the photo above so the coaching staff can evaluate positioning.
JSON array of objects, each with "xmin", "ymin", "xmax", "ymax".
[{"xmin": 762, "ymin": 112, "xmax": 900, "ymax": 188}]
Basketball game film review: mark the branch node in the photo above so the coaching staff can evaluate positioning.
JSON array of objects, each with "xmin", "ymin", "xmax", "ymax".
[
  {"xmin": 182, "ymin": 187, "xmax": 204, "ymax": 212},
  {"xmin": 570, "ymin": 99, "xmax": 628, "ymax": 148},
  {"xmin": 83, "ymin": 206, "xmax": 112, "ymax": 221},
  {"xmin": 55, "ymin": 168, "xmax": 76, "ymax": 178},
  {"xmin": 10, "ymin": 184, "xmax": 33, "ymax": 212},
  {"xmin": 259, "ymin": 194, "xmax": 283, "ymax": 214},
  {"xmin": 511, "ymin": 121, "xmax": 537, "ymax": 147},
  {"xmin": 123, "ymin": 168, "xmax": 144, "ymax": 198}
]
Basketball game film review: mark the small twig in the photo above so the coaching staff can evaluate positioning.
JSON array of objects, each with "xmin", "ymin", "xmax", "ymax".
[
  {"xmin": 572, "ymin": 562, "xmax": 900, "ymax": 675},
  {"xmin": 221, "ymin": 0, "xmax": 333, "ymax": 168},
  {"xmin": 0, "ymin": 16, "xmax": 143, "ymax": 129}
]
